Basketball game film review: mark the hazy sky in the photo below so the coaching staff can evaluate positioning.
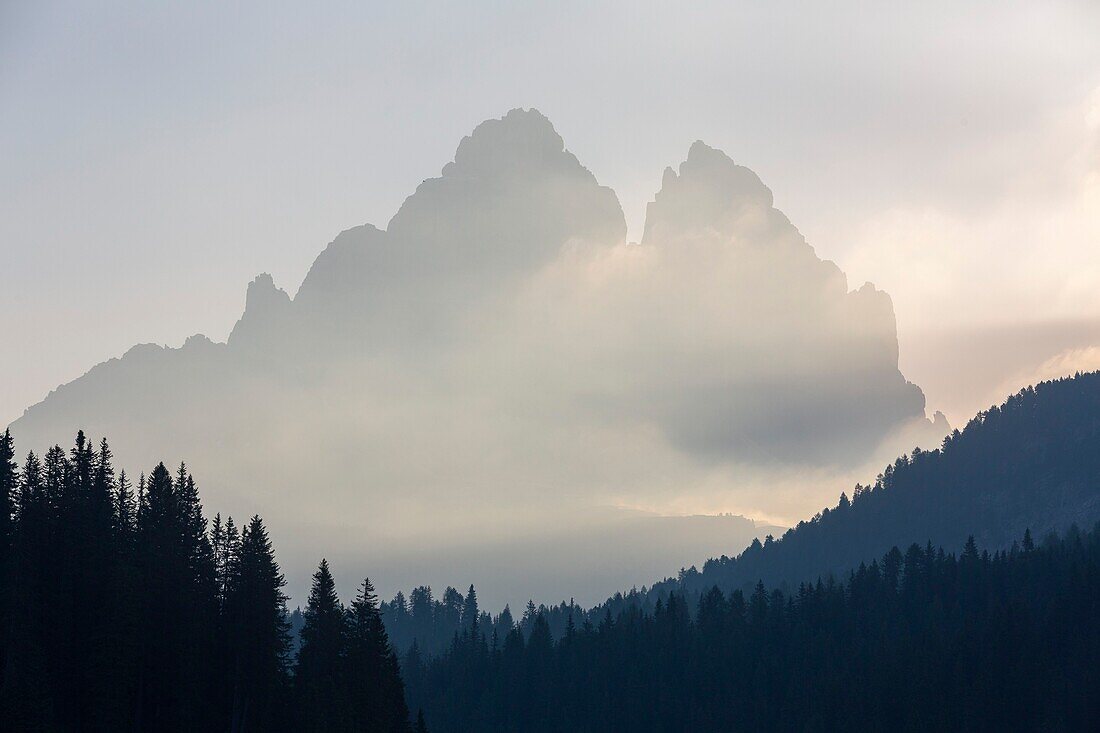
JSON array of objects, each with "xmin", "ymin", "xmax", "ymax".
[{"xmin": 3, "ymin": 0, "xmax": 1099, "ymax": 427}]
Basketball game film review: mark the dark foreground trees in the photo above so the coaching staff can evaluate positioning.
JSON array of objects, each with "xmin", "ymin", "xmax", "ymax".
[
  {"xmin": 295, "ymin": 563, "xmax": 411, "ymax": 733},
  {"xmin": 0, "ymin": 431, "xmax": 413, "ymax": 733},
  {"xmin": 411, "ymin": 526, "xmax": 1100, "ymax": 732},
  {"xmin": 3, "ymin": 422, "xmax": 1100, "ymax": 732}
]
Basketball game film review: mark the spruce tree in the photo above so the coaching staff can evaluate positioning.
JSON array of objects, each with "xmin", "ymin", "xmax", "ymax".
[
  {"xmin": 0, "ymin": 429, "xmax": 16, "ymax": 693},
  {"xmin": 136, "ymin": 462, "xmax": 217, "ymax": 731},
  {"xmin": 462, "ymin": 584, "xmax": 479, "ymax": 640},
  {"xmin": 115, "ymin": 470, "xmax": 136, "ymax": 542},
  {"xmin": 0, "ymin": 428, "xmax": 16, "ymax": 568},
  {"xmin": 346, "ymin": 577, "xmax": 411, "ymax": 732},
  {"xmin": 228, "ymin": 515, "xmax": 290, "ymax": 733},
  {"xmin": 295, "ymin": 559, "xmax": 348, "ymax": 732},
  {"xmin": 0, "ymin": 451, "xmax": 55, "ymax": 728}
]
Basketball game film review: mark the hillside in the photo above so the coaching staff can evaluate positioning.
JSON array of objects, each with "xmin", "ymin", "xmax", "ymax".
[
  {"xmin": 409, "ymin": 524, "xmax": 1100, "ymax": 732},
  {"xmin": 372, "ymin": 373, "xmax": 1100, "ymax": 654},
  {"xmin": 668, "ymin": 372, "xmax": 1100, "ymax": 597}
]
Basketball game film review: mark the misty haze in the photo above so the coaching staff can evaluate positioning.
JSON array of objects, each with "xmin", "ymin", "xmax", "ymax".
[
  {"xmin": 10, "ymin": 108, "xmax": 951, "ymax": 607},
  {"xmin": 2, "ymin": 3, "xmax": 1099, "ymax": 731}
]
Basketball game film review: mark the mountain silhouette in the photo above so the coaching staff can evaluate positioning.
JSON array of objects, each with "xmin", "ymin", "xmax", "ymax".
[
  {"xmin": 8, "ymin": 109, "xmax": 947, "ymax": 604},
  {"xmin": 658, "ymin": 372, "xmax": 1100, "ymax": 600}
]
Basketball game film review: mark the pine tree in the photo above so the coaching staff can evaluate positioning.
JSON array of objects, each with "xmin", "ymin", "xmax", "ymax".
[
  {"xmin": 0, "ymin": 429, "xmax": 16, "ymax": 694},
  {"xmin": 462, "ymin": 584, "xmax": 479, "ymax": 641},
  {"xmin": 0, "ymin": 450, "xmax": 50, "ymax": 728},
  {"xmin": 58, "ymin": 431, "xmax": 121, "ymax": 727},
  {"xmin": 135, "ymin": 462, "xmax": 218, "ymax": 731},
  {"xmin": 91, "ymin": 437, "xmax": 116, "ymax": 524},
  {"xmin": 227, "ymin": 515, "xmax": 290, "ymax": 733},
  {"xmin": 963, "ymin": 535, "xmax": 979, "ymax": 561},
  {"xmin": 211, "ymin": 514, "xmax": 232, "ymax": 610},
  {"xmin": 0, "ymin": 428, "xmax": 16, "ymax": 567},
  {"xmin": 115, "ymin": 470, "xmax": 136, "ymax": 542},
  {"xmin": 347, "ymin": 577, "xmax": 410, "ymax": 731},
  {"xmin": 226, "ymin": 515, "xmax": 242, "ymax": 589},
  {"xmin": 137, "ymin": 472, "xmax": 146, "ymax": 517},
  {"xmin": 295, "ymin": 559, "xmax": 348, "ymax": 732}
]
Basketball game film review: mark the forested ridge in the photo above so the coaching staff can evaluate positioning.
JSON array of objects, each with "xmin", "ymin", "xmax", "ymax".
[
  {"xmin": 2, "ymin": 373, "xmax": 1100, "ymax": 730},
  {"xmin": 671, "ymin": 372, "xmax": 1100, "ymax": 598},
  {"xmin": 0, "ymin": 430, "xmax": 417, "ymax": 732},
  {"xmin": 380, "ymin": 373, "xmax": 1100, "ymax": 660},
  {"xmin": 408, "ymin": 526, "xmax": 1100, "ymax": 731}
]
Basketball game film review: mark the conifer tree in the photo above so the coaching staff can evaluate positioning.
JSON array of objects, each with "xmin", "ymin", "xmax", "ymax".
[
  {"xmin": 226, "ymin": 515, "xmax": 242, "ymax": 585},
  {"xmin": 228, "ymin": 515, "xmax": 290, "ymax": 733},
  {"xmin": 295, "ymin": 559, "xmax": 348, "ymax": 732},
  {"xmin": 0, "ymin": 450, "xmax": 51, "ymax": 728},
  {"xmin": 136, "ymin": 462, "xmax": 218, "ymax": 731},
  {"xmin": 0, "ymin": 428, "xmax": 16, "ymax": 566},
  {"xmin": 462, "ymin": 584, "xmax": 479, "ymax": 640},
  {"xmin": 347, "ymin": 577, "xmax": 410, "ymax": 731},
  {"xmin": 211, "ymin": 513, "xmax": 231, "ymax": 609},
  {"xmin": 115, "ymin": 470, "xmax": 136, "ymax": 541},
  {"xmin": 91, "ymin": 437, "xmax": 116, "ymax": 523},
  {"xmin": 0, "ymin": 429, "xmax": 16, "ymax": 687}
]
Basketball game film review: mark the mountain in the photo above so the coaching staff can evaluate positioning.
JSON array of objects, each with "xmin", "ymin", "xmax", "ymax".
[
  {"xmin": 664, "ymin": 371, "xmax": 1100, "ymax": 598},
  {"xmin": 8, "ymin": 109, "xmax": 945, "ymax": 605}
]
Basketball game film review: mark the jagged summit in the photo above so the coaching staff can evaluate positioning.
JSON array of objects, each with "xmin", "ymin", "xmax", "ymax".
[
  {"xmin": 441, "ymin": 108, "xmax": 593, "ymax": 183},
  {"xmin": 228, "ymin": 273, "xmax": 291, "ymax": 348},
  {"xmin": 286, "ymin": 109, "xmax": 626, "ymax": 345},
  {"xmin": 9, "ymin": 109, "xmax": 950, "ymax": 577},
  {"xmin": 386, "ymin": 107, "xmax": 625, "ymax": 255},
  {"xmin": 642, "ymin": 141, "xmax": 775, "ymax": 245},
  {"xmin": 244, "ymin": 273, "xmax": 289, "ymax": 313}
]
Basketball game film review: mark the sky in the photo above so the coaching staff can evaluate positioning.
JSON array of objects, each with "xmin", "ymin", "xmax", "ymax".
[{"xmin": 3, "ymin": 1, "xmax": 1100, "ymax": 428}]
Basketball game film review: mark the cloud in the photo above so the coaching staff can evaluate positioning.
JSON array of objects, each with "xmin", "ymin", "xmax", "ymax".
[
  {"xmin": 10, "ymin": 110, "xmax": 945, "ymax": 603},
  {"xmin": 997, "ymin": 346, "xmax": 1100, "ymax": 400},
  {"xmin": 840, "ymin": 85, "xmax": 1100, "ymax": 334}
]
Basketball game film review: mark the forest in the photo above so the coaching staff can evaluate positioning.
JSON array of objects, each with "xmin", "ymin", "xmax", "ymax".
[
  {"xmin": 2, "ymin": 375, "xmax": 1100, "ymax": 731},
  {"xmin": 405, "ymin": 526, "xmax": 1100, "ymax": 731},
  {"xmin": 381, "ymin": 374, "xmax": 1100, "ymax": 659},
  {"xmin": 0, "ymin": 430, "xmax": 417, "ymax": 733}
]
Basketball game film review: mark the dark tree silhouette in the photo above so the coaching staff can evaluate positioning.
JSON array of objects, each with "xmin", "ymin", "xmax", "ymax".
[
  {"xmin": 409, "ymin": 528, "xmax": 1100, "ymax": 732},
  {"xmin": 295, "ymin": 559, "xmax": 348, "ymax": 732},
  {"xmin": 0, "ymin": 431, "xmax": 413, "ymax": 731},
  {"xmin": 227, "ymin": 515, "xmax": 290, "ymax": 732},
  {"xmin": 346, "ymin": 577, "xmax": 411, "ymax": 732}
]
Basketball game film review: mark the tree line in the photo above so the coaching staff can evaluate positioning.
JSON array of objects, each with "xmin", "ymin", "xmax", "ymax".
[
  {"xmin": 380, "ymin": 585, "xmax": 589, "ymax": 660},
  {"xmin": 407, "ymin": 526, "xmax": 1100, "ymax": 731},
  {"xmin": 668, "ymin": 372, "xmax": 1100, "ymax": 601},
  {"xmin": 0, "ymin": 429, "xmax": 419, "ymax": 732},
  {"xmin": 379, "ymin": 373, "xmax": 1100, "ymax": 662},
  {"xmin": 4, "ymin": 371, "xmax": 1100, "ymax": 731}
]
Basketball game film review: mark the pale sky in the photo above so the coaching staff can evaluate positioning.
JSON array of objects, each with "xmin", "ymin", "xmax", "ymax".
[{"xmin": 3, "ymin": 0, "xmax": 1099, "ymax": 427}]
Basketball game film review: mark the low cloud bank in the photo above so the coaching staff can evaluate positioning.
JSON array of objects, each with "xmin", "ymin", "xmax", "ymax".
[{"xmin": 11, "ymin": 110, "xmax": 946, "ymax": 603}]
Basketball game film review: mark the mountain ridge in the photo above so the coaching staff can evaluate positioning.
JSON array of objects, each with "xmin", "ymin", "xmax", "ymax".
[
  {"xmin": 8, "ymin": 109, "xmax": 947, "ymax": 605},
  {"xmin": 655, "ymin": 371, "xmax": 1100, "ymax": 601}
]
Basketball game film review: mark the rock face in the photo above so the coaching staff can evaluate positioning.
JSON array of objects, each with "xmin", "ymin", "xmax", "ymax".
[
  {"xmin": 8, "ymin": 109, "xmax": 946, "ymax": 602},
  {"xmin": 228, "ymin": 273, "xmax": 291, "ymax": 351},
  {"xmin": 642, "ymin": 141, "xmax": 775, "ymax": 245},
  {"xmin": 291, "ymin": 108, "xmax": 626, "ymax": 348}
]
